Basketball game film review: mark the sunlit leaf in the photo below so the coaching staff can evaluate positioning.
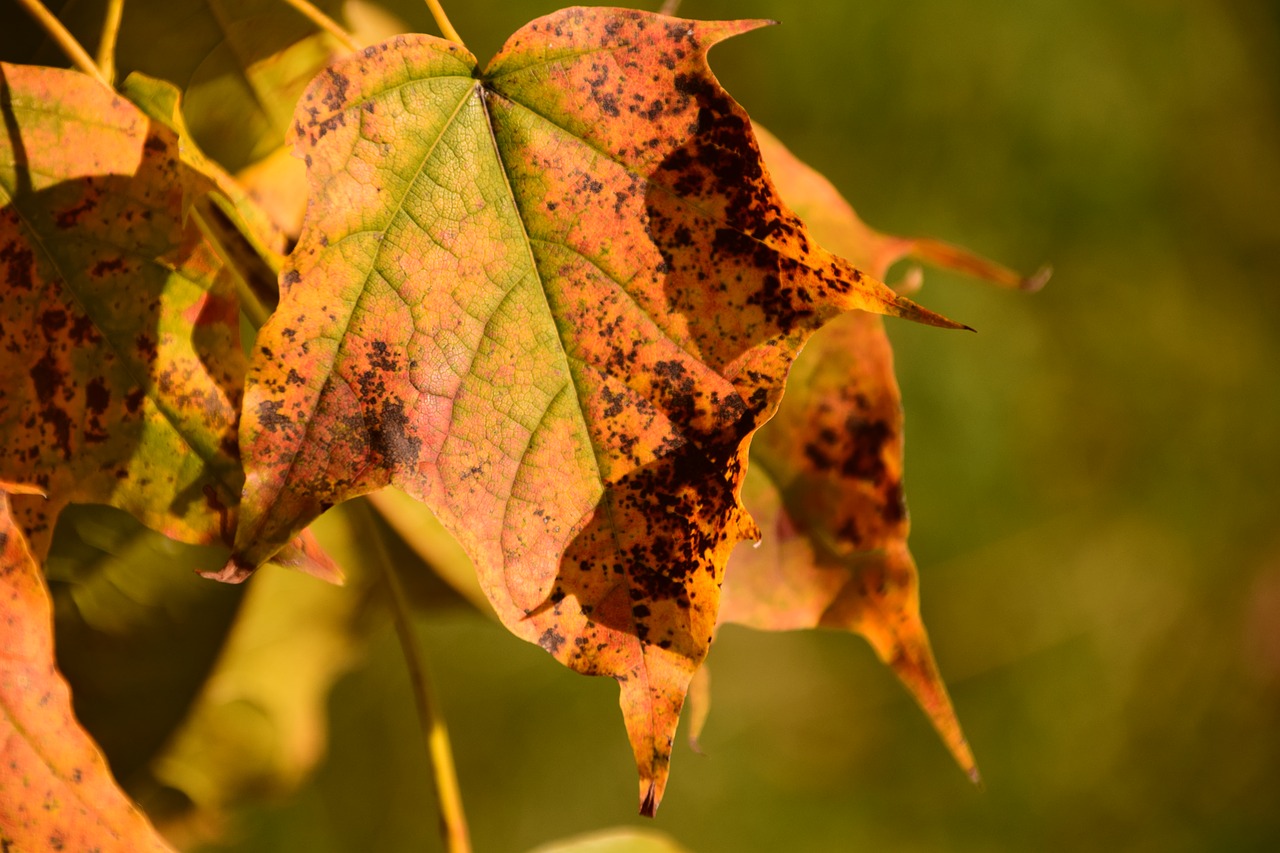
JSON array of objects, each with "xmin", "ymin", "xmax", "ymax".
[
  {"xmin": 716, "ymin": 126, "xmax": 1041, "ymax": 779},
  {"xmin": 0, "ymin": 64, "xmax": 340, "ymax": 587},
  {"xmin": 0, "ymin": 63, "xmax": 244, "ymax": 558},
  {"xmin": 227, "ymin": 8, "xmax": 964, "ymax": 812},
  {"xmin": 0, "ymin": 486, "xmax": 173, "ymax": 852},
  {"xmin": 528, "ymin": 827, "xmax": 693, "ymax": 853}
]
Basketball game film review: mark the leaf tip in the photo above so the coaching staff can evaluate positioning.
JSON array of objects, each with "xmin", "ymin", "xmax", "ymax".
[
  {"xmin": 639, "ymin": 781, "xmax": 659, "ymax": 818},
  {"xmin": 199, "ymin": 554, "xmax": 256, "ymax": 584},
  {"xmin": 1021, "ymin": 264, "xmax": 1052, "ymax": 293},
  {"xmin": 968, "ymin": 764, "xmax": 984, "ymax": 788}
]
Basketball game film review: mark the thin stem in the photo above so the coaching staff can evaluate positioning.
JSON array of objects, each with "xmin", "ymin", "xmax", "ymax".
[
  {"xmin": 361, "ymin": 500, "xmax": 472, "ymax": 853},
  {"xmin": 14, "ymin": 0, "xmax": 111, "ymax": 88},
  {"xmin": 659, "ymin": 0, "xmax": 683, "ymax": 16},
  {"xmin": 97, "ymin": 0, "xmax": 125, "ymax": 85},
  {"xmin": 280, "ymin": 0, "xmax": 362, "ymax": 53},
  {"xmin": 424, "ymin": 0, "xmax": 465, "ymax": 47}
]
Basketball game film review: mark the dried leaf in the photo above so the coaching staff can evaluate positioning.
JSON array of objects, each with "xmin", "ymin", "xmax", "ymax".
[
  {"xmin": 0, "ymin": 486, "xmax": 173, "ymax": 852},
  {"xmin": 229, "ymin": 8, "xmax": 963, "ymax": 812},
  {"xmin": 718, "ymin": 126, "xmax": 1041, "ymax": 779}
]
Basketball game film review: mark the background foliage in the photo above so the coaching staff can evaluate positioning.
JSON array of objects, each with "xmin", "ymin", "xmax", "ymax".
[{"xmin": 5, "ymin": 0, "xmax": 1279, "ymax": 850}]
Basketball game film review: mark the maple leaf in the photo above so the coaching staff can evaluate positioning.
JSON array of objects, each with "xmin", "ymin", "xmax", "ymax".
[
  {"xmin": 0, "ymin": 64, "xmax": 338, "ymax": 581},
  {"xmin": 716, "ymin": 126, "xmax": 1046, "ymax": 776},
  {"xmin": 228, "ymin": 7, "xmax": 966, "ymax": 812},
  {"xmin": 0, "ymin": 486, "xmax": 173, "ymax": 852},
  {"xmin": 0, "ymin": 63, "xmax": 245, "ymax": 558}
]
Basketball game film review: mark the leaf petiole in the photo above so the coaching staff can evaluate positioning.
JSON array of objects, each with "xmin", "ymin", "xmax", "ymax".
[
  {"xmin": 424, "ymin": 0, "xmax": 465, "ymax": 48},
  {"xmin": 96, "ymin": 0, "xmax": 125, "ymax": 85},
  {"xmin": 360, "ymin": 499, "xmax": 472, "ymax": 853},
  {"xmin": 279, "ymin": 0, "xmax": 362, "ymax": 53},
  {"xmin": 13, "ymin": 0, "xmax": 110, "ymax": 87}
]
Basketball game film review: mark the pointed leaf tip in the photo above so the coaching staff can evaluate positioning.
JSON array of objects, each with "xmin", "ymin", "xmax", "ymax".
[
  {"xmin": 201, "ymin": 554, "xmax": 255, "ymax": 584},
  {"xmin": 1021, "ymin": 264, "xmax": 1053, "ymax": 292},
  {"xmin": 640, "ymin": 781, "xmax": 659, "ymax": 818}
]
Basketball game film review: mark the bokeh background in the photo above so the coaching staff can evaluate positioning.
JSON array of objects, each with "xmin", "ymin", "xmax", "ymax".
[{"xmin": 7, "ymin": 0, "xmax": 1280, "ymax": 850}]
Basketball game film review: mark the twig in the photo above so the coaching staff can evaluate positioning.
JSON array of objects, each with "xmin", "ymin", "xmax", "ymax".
[
  {"xmin": 424, "ymin": 0, "xmax": 465, "ymax": 47},
  {"xmin": 279, "ymin": 0, "xmax": 362, "ymax": 53},
  {"xmin": 96, "ymin": 0, "xmax": 125, "ymax": 85},
  {"xmin": 659, "ymin": 0, "xmax": 683, "ymax": 16},
  {"xmin": 361, "ymin": 499, "xmax": 472, "ymax": 853},
  {"xmin": 14, "ymin": 0, "xmax": 111, "ymax": 88}
]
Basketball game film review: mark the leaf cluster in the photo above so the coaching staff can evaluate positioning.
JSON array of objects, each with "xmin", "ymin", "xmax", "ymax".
[{"xmin": 0, "ymin": 1, "xmax": 1039, "ymax": 848}]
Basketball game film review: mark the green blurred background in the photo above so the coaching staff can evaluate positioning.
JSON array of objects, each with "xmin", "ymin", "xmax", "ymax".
[{"xmin": 9, "ymin": 0, "xmax": 1280, "ymax": 850}]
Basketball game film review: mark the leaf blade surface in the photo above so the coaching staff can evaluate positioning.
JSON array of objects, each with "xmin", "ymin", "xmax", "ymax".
[
  {"xmin": 0, "ymin": 64, "xmax": 245, "ymax": 557},
  {"xmin": 0, "ymin": 487, "xmax": 173, "ymax": 852},
  {"xmin": 233, "ymin": 7, "xmax": 964, "ymax": 811}
]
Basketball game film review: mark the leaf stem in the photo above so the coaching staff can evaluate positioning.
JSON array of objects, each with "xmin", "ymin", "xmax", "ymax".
[
  {"xmin": 424, "ymin": 0, "xmax": 465, "ymax": 47},
  {"xmin": 361, "ymin": 499, "xmax": 472, "ymax": 853},
  {"xmin": 279, "ymin": 0, "xmax": 362, "ymax": 53},
  {"xmin": 96, "ymin": 0, "xmax": 125, "ymax": 85},
  {"xmin": 14, "ymin": 0, "xmax": 111, "ymax": 88}
]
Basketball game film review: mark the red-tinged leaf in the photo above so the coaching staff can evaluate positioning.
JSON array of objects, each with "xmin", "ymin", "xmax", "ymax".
[
  {"xmin": 229, "ymin": 8, "xmax": 964, "ymax": 811},
  {"xmin": 718, "ymin": 127, "xmax": 1042, "ymax": 779},
  {"xmin": 0, "ymin": 486, "xmax": 173, "ymax": 852},
  {"xmin": 0, "ymin": 65, "xmax": 337, "ymax": 583},
  {"xmin": 0, "ymin": 63, "xmax": 244, "ymax": 558}
]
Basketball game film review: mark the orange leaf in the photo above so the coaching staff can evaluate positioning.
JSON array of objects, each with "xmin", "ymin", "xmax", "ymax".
[
  {"xmin": 0, "ymin": 65, "xmax": 336, "ymax": 582},
  {"xmin": 718, "ymin": 127, "xmax": 1043, "ymax": 779},
  {"xmin": 0, "ymin": 64, "xmax": 243, "ymax": 557},
  {"xmin": 229, "ymin": 8, "xmax": 965, "ymax": 812},
  {"xmin": 0, "ymin": 486, "xmax": 173, "ymax": 851}
]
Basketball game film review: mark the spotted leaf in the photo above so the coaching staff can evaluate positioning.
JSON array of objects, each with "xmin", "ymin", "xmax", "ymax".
[
  {"xmin": 0, "ymin": 65, "xmax": 336, "ymax": 583},
  {"xmin": 229, "ymin": 7, "xmax": 964, "ymax": 813},
  {"xmin": 0, "ymin": 64, "xmax": 244, "ymax": 558},
  {"xmin": 0, "ymin": 486, "xmax": 173, "ymax": 852},
  {"xmin": 719, "ymin": 127, "xmax": 1043, "ymax": 779}
]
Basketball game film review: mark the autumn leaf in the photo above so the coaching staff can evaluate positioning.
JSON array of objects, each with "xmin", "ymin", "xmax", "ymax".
[
  {"xmin": 0, "ymin": 64, "xmax": 339, "ymax": 585},
  {"xmin": 99, "ymin": 0, "xmax": 343, "ymax": 170},
  {"xmin": 0, "ymin": 487, "xmax": 173, "ymax": 852},
  {"xmin": 0, "ymin": 63, "xmax": 245, "ymax": 558},
  {"xmin": 716, "ymin": 126, "xmax": 1045, "ymax": 778},
  {"xmin": 121, "ymin": 72, "xmax": 290, "ymax": 300},
  {"xmin": 228, "ymin": 7, "xmax": 966, "ymax": 812}
]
